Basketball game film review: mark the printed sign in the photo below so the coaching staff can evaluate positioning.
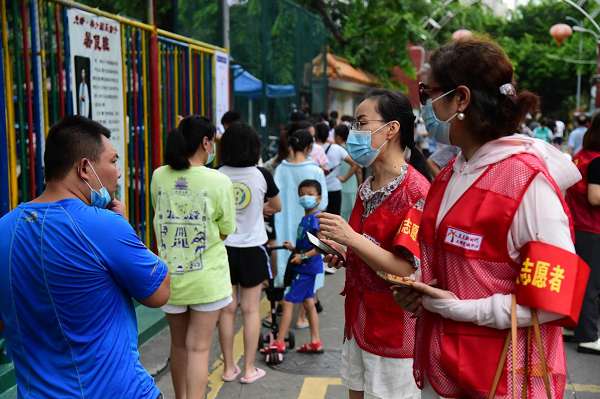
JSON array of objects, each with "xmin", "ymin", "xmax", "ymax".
[
  {"xmin": 444, "ymin": 227, "xmax": 483, "ymax": 251},
  {"xmin": 67, "ymin": 9, "xmax": 126, "ymax": 203},
  {"xmin": 214, "ymin": 50, "xmax": 229, "ymax": 132}
]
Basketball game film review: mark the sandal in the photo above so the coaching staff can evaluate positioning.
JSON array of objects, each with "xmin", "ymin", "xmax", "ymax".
[
  {"xmin": 260, "ymin": 340, "xmax": 287, "ymax": 354},
  {"xmin": 221, "ymin": 365, "xmax": 241, "ymax": 382},
  {"xmin": 294, "ymin": 322, "xmax": 309, "ymax": 330},
  {"xmin": 297, "ymin": 341, "xmax": 324, "ymax": 354},
  {"xmin": 261, "ymin": 316, "xmax": 272, "ymax": 329},
  {"xmin": 240, "ymin": 367, "xmax": 266, "ymax": 384}
]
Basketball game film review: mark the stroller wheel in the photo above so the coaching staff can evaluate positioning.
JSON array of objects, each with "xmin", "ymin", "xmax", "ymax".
[
  {"xmin": 265, "ymin": 353, "xmax": 271, "ymax": 363},
  {"xmin": 278, "ymin": 353, "xmax": 284, "ymax": 362},
  {"xmin": 286, "ymin": 331, "xmax": 295, "ymax": 349},
  {"xmin": 258, "ymin": 334, "xmax": 265, "ymax": 349}
]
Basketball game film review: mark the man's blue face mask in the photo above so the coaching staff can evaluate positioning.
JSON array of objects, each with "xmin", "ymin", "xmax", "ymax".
[{"xmin": 80, "ymin": 162, "xmax": 112, "ymax": 209}]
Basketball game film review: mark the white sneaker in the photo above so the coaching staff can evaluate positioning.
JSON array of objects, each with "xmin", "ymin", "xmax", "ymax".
[
  {"xmin": 577, "ymin": 338, "xmax": 600, "ymax": 355},
  {"xmin": 324, "ymin": 267, "xmax": 336, "ymax": 274}
]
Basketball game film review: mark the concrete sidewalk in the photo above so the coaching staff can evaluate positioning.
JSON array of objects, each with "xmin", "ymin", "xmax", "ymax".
[{"xmin": 140, "ymin": 269, "xmax": 600, "ymax": 399}]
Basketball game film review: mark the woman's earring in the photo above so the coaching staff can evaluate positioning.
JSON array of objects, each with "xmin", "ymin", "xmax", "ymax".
[{"xmin": 457, "ymin": 110, "xmax": 465, "ymax": 121}]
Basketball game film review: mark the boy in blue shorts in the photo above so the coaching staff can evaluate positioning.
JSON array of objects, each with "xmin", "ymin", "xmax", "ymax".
[{"xmin": 275, "ymin": 179, "xmax": 324, "ymax": 353}]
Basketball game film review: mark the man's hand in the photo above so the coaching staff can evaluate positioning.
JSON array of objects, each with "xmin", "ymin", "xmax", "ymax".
[
  {"xmin": 283, "ymin": 241, "xmax": 294, "ymax": 251},
  {"xmin": 107, "ymin": 198, "xmax": 127, "ymax": 219},
  {"xmin": 291, "ymin": 254, "xmax": 302, "ymax": 264}
]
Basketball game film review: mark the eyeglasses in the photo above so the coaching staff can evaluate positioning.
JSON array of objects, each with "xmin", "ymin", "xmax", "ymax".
[
  {"xmin": 350, "ymin": 119, "xmax": 387, "ymax": 131},
  {"xmin": 418, "ymin": 82, "xmax": 454, "ymax": 106}
]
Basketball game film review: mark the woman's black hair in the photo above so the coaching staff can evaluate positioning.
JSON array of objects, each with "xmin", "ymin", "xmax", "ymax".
[
  {"xmin": 314, "ymin": 122, "xmax": 330, "ymax": 144},
  {"xmin": 364, "ymin": 88, "xmax": 432, "ymax": 182},
  {"xmin": 220, "ymin": 122, "xmax": 261, "ymax": 167},
  {"xmin": 276, "ymin": 120, "xmax": 313, "ymax": 163},
  {"xmin": 334, "ymin": 124, "xmax": 349, "ymax": 142},
  {"xmin": 164, "ymin": 115, "xmax": 215, "ymax": 170},
  {"xmin": 289, "ymin": 129, "xmax": 313, "ymax": 153}
]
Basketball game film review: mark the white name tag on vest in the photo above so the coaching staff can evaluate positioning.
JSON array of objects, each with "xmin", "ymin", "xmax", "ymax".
[{"xmin": 444, "ymin": 227, "xmax": 483, "ymax": 251}]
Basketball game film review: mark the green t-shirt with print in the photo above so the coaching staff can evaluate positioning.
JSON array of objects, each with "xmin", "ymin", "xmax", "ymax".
[{"xmin": 151, "ymin": 165, "xmax": 236, "ymax": 305}]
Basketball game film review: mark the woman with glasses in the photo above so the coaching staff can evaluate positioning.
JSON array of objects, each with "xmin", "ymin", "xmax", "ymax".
[
  {"xmin": 151, "ymin": 115, "xmax": 236, "ymax": 399},
  {"xmin": 318, "ymin": 88, "xmax": 432, "ymax": 399},
  {"xmin": 394, "ymin": 37, "xmax": 584, "ymax": 398}
]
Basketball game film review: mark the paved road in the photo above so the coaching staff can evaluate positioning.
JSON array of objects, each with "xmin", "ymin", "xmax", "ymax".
[{"xmin": 141, "ymin": 269, "xmax": 600, "ymax": 399}]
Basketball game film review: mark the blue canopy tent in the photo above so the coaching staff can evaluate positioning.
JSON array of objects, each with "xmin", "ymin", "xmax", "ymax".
[{"xmin": 231, "ymin": 63, "xmax": 296, "ymax": 99}]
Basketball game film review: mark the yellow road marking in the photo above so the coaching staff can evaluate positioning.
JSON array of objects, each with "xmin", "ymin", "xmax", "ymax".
[
  {"xmin": 206, "ymin": 295, "xmax": 271, "ymax": 399},
  {"xmin": 570, "ymin": 383, "xmax": 600, "ymax": 393},
  {"xmin": 298, "ymin": 377, "xmax": 343, "ymax": 399}
]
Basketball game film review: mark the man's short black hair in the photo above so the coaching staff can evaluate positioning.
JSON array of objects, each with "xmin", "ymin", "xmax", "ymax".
[
  {"xmin": 221, "ymin": 110, "xmax": 243, "ymax": 127},
  {"xmin": 298, "ymin": 179, "xmax": 321, "ymax": 196},
  {"xmin": 577, "ymin": 114, "xmax": 588, "ymax": 126},
  {"xmin": 291, "ymin": 111, "xmax": 306, "ymax": 122},
  {"xmin": 44, "ymin": 115, "xmax": 111, "ymax": 182},
  {"xmin": 220, "ymin": 122, "xmax": 261, "ymax": 167},
  {"xmin": 330, "ymin": 110, "xmax": 339, "ymax": 119}
]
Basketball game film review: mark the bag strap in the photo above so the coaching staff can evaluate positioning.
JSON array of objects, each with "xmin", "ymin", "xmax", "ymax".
[
  {"xmin": 531, "ymin": 309, "xmax": 552, "ymax": 398},
  {"xmin": 489, "ymin": 331, "xmax": 511, "ymax": 399},
  {"xmin": 521, "ymin": 327, "xmax": 532, "ymax": 399},
  {"xmin": 511, "ymin": 294, "xmax": 518, "ymax": 399},
  {"xmin": 489, "ymin": 297, "xmax": 552, "ymax": 399}
]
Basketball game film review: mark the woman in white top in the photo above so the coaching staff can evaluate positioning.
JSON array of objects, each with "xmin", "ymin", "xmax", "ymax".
[{"xmin": 218, "ymin": 123, "xmax": 281, "ymax": 384}]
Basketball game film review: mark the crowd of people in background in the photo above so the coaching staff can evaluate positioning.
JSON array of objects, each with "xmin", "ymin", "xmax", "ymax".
[{"xmin": 1, "ymin": 36, "xmax": 599, "ymax": 399}]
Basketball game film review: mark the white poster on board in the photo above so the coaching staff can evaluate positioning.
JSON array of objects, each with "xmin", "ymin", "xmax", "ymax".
[
  {"xmin": 67, "ymin": 9, "xmax": 126, "ymax": 204},
  {"xmin": 214, "ymin": 50, "xmax": 230, "ymax": 132}
]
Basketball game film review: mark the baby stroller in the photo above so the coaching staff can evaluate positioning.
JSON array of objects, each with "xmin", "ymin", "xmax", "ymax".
[{"xmin": 259, "ymin": 245, "xmax": 296, "ymax": 365}]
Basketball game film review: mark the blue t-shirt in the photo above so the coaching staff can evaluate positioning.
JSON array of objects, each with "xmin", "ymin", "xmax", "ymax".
[
  {"xmin": 569, "ymin": 127, "xmax": 587, "ymax": 155},
  {"xmin": 0, "ymin": 199, "xmax": 167, "ymax": 398},
  {"xmin": 294, "ymin": 211, "xmax": 324, "ymax": 275}
]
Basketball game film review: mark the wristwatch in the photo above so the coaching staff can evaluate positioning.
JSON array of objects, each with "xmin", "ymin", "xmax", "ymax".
[{"xmin": 301, "ymin": 252, "xmax": 309, "ymax": 263}]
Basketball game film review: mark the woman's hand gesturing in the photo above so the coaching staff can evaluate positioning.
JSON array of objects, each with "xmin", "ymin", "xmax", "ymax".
[{"xmin": 316, "ymin": 212, "xmax": 357, "ymax": 247}]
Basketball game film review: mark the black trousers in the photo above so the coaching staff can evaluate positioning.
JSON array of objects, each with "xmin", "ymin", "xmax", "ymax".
[
  {"xmin": 574, "ymin": 230, "xmax": 600, "ymax": 342},
  {"xmin": 326, "ymin": 190, "xmax": 342, "ymax": 216}
]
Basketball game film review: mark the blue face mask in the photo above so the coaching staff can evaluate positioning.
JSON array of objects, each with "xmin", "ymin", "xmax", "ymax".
[
  {"xmin": 421, "ymin": 88, "xmax": 457, "ymax": 146},
  {"xmin": 299, "ymin": 195, "xmax": 318, "ymax": 210},
  {"xmin": 205, "ymin": 141, "xmax": 216, "ymax": 165},
  {"xmin": 346, "ymin": 121, "xmax": 392, "ymax": 167},
  {"xmin": 81, "ymin": 162, "xmax": 112, "ymax": 209}
]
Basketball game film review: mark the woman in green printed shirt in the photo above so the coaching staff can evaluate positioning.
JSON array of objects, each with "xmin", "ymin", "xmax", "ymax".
[{"xmin": 151, "ymin": 115, "xmax": 236, "ymax": 399}]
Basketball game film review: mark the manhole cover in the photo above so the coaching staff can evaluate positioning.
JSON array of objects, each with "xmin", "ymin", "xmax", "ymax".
[{"xmin": 266, "ymin": 350, "xmax": 341, "ymax": 376}]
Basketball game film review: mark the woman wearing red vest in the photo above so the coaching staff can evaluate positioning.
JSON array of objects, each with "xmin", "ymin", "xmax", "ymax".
[
  {"xmin": 317, "ymin": 88, "xmax": 432, "ymax": 399},
  {"xmin": 393, "ymin": 38, "xmax": 585, "ymax": 398},
  {"xmin": 566, "ymin": 114, "xmax": 600, "ymax": 355}
]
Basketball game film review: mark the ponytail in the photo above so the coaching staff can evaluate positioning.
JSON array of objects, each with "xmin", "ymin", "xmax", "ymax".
[
  {"xmin": 289, "ymin": 129, "xmax": 313, "ymax": 153},
  {"xmin": 407, "ymin": 145, "xmax": 432, "ymax": 183},
  {"xmin": 164, "ymin": 115, "xmax": 215, "ymax": 170},
  {"xmin": 164, "ymin": 128, "xmax": 190, "ymax": 170}
]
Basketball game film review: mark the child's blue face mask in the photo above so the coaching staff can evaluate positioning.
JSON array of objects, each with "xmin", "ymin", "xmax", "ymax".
[{"xmin": 299, "ymin": 195, "xmax": 318, "ymax": 210}]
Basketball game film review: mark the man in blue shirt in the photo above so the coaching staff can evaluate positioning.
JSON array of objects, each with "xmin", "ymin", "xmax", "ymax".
[
  {"xmin": 569, "ymin": 114, "xmax": 588, "ymax": 156},
  {"xmin": 0, "ymin": 116, "xmax": 170, "ymax": 398}
]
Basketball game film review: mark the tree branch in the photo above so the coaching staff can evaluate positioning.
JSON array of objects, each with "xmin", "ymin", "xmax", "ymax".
[{"xmin": 312, "ymin": 0, "xmax": 347, "ymax": 47}]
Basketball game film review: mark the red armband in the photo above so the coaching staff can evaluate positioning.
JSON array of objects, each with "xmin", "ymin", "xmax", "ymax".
[
  {"xmin": 515, "ymin": 241, "xmax": 590, "ymax": 327},
  {"xmin": 393, "ymin": 207, "xmax": 422, "ymax": 260}
]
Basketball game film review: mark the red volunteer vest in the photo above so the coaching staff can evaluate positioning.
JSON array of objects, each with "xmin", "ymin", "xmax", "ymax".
[
  {"xmin": 566, "ymin": 150, "xmax": 600, "ymax": 234},
  {"xmin": 414, "ymin": 154, "xmax": 569, "ymax": 399},
  {"xmin": 343, "ymin": 165, "xmax": 430, "ymax": 358}
]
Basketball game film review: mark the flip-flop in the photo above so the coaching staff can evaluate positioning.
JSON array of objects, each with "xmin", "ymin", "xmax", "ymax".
[
  {"xmin": 261, "ymin": 316, "xmax": 272, "ymax": 329},
  {"xmin": 240, "ymin": 367, "xmax": 266, "ymax": 384},
  {"xmin": 294, "ymin": 323, "xmax": 309, "ymax": 330},
  {"xmin": 221, "ymin": 365, "xmax": 241, "ymax": 382}
]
